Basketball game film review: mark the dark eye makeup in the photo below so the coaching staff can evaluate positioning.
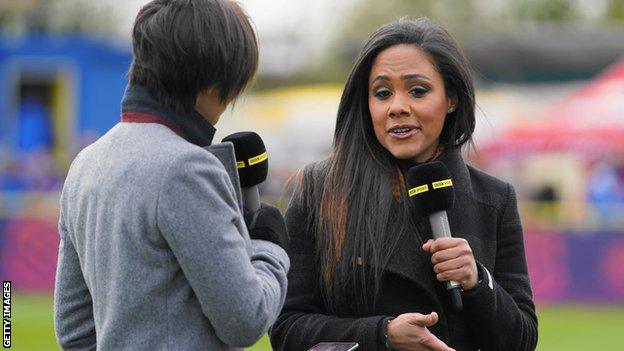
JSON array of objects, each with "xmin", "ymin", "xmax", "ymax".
[
  {"xmin": 371, "ymin": 85, "xmax": 429, "ymax": 100},
  {"xmin": 373, "ymin": 87, "xmax": 392, "ymax": 99},
  {"xmin": 409, "ymin": 86, "xmax": 429, "ymax": 97}
]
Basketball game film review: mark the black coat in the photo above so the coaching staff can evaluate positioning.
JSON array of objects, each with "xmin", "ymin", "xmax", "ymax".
[{"xmin": 269, "ymin": 149, "xmax": 538, "ymax": 351}]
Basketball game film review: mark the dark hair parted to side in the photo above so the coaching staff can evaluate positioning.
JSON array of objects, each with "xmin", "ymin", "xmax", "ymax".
[
  {"xmin": 297, "ymin": 17, "xmax": 476, "ymax": 314},
  {"xmin": 128, "ymin": 0, "xmax": 258, "ymax": 114}
]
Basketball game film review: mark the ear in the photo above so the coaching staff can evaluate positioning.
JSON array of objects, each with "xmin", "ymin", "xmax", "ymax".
[{"xmin": 446, "ymin": 91, "xmax": 458, "ymax": 114}]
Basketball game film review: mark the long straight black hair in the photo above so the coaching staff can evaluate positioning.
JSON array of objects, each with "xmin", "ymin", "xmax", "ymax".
[{"xmin": 295, "ymin": 17, "xmax": 476, "ymax": 314}]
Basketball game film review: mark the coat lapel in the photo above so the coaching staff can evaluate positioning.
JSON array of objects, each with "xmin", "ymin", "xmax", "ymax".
[
  {"xmin": 438, "ymin": 149, "xmax": 491, "ymax": 263},
  {"xmin": 383, "ymin": 217, "xmax": 441, "ymax": 305},
  {"xmin": 438, "ymin": 148, "xmax": 474, "ymax": 200},
  {"xmin": 204, "ymin": 142, "xmax": 243, "ymax": 213},
  {"xmin": 382, "ymin": 148, "xmax": 476, "ymax": 306}
]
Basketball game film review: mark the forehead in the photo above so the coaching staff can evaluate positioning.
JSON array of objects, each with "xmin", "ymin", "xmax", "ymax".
[{"xmin": 369, "ymin": 44, "xmax": 440, "ymax": 81}]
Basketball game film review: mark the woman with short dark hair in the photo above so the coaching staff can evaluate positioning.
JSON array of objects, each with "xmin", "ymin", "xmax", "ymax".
[
  {"xmin": 128, "ymin": 0, "xmax": 258, "ymax": 116},
  {"xmin": 54, "ymin": 1, "xmax": 289, "ymax": 349},
  {"xmin": 270, "ymin": 18, "xmax": 537, "ymax": 351}
]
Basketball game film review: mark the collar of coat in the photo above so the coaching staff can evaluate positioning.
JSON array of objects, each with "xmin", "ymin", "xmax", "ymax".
[
  {"xmin": 384, "ymin": 147, "xmax": 475, "ymax": 313},
  {"xmin": 120, "ymin": 84, "xmax": 216, "ymax": 147},
  {"xmin": 436, "ymin": 147, "xmax": 473, "ymax": 198},
  {"xmin": 396, "ymin": 147, "xmax": 473, "ymax": 198}
]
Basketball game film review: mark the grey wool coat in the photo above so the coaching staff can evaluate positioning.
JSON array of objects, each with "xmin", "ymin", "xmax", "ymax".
[{"xmin": 54, "ymin": 112, "xmax": 289, "ymax": 349}]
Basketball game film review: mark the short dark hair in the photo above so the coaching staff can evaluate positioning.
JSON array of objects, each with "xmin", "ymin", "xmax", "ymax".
[{"xmin": 128, "ymin": 0, "xmax": 258, "ymax": 114}]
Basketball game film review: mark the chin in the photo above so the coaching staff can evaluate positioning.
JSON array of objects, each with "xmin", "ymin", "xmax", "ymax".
[{"xmin": 389, "ymin": 148, "xmax": 421, "ymax": 160}]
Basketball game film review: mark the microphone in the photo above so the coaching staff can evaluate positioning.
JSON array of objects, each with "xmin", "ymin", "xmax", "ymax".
[
  {"xmin": 221, "ymin": 131, "xmax": 268, "ymax": 214},
  {"xmin": 406, "ymin": 161, "xmax": 463, "ymax": 311}
]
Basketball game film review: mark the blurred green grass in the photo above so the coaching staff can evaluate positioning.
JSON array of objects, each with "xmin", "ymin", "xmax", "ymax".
[{"xmin": 11, "ymin": 293, "xmax": 624, "ymax": 350}]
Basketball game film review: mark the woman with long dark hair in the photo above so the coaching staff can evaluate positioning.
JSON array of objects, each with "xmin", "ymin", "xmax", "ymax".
[{"xmin": 270, "ymin": 18, "xmax": 537, "ymax": 351}]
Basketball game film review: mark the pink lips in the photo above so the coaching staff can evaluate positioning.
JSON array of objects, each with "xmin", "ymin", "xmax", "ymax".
[{"xmin": 388, "ymin": 125, "xmax": 420, "ymax": 140}]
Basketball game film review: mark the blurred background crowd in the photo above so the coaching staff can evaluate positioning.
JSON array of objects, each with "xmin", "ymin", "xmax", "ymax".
[{"xmin": 1, "ymin": 0, "xmax": 623, "ymax": 350}]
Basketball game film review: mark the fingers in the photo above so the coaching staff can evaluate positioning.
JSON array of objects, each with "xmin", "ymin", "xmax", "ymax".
[
  {"xmin": 424, "ymin": 237, "xmax": 478, "ymax": 290},
  {"xmin": 433, "ymin": 256, "xmax": 471, "ymax": 274},
  {"xmin": 431, "ymin": 246, "xmax": 470, "ymax": 265},
  {"xmin": 435, "ymin": 266, "xmax": 470, "ymax": 283},
  {"xmin": 405, "ymin": 312, "xmax": 430, "ymax": 325},
  {"xmin": 422, "ymin": 239, "xmax": 434, "ymax": 253},
  {"xmin": 423, "ymin": 311, "xmax": 438, "ymax": 327},
  {"xmin": 428, "ymin": 237, "xmax": 468, "ymax": 253},
  {"xmin": 426, "ymin": 238, "xmax": 473, "ymax": 265},
  {"xmin": 434, "ymin": 260, "xmax": 479, "ymax": 290},
  {"xmin": 423, "ymin": 335, "xmax": 456, "ymax": 351},
  {"xmin": 391, "ymin": 312, "xmax": 455, "ymax": 351},
  {"xmin": 405, "ymin": 312, "xmax": 438, "ymax": 327}
]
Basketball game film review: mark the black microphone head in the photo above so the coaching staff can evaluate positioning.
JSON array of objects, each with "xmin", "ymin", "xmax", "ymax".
[
  {"xmin": 222, "ymin": 131, "xmax": 268, "ymax": 188},
  {"xmin": 406, "ymin": 161, "xmax": 454, "ymax": 214}
]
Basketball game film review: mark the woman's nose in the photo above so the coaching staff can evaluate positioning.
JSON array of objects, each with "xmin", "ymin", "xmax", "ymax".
[{"xmin": 388, "ymin": 94, "xmax": 410, "ymax": 118}]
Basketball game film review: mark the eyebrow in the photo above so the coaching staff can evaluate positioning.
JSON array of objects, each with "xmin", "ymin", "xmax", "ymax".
[{"xmin": 371, "ymin": 73, "xmax": 431, "ymax": 84}]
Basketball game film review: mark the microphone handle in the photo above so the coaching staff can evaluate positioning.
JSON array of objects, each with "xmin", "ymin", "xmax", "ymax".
[
  {"xmin": 428, "ymin": 211, "xmax": 463, "ymax": 311},
  {"xmin": 241, "ymin": 186, "xmax": 261, "ymax": 214}
]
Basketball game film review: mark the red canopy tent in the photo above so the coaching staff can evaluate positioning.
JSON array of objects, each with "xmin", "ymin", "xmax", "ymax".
[{"xmin": 483, "ymin": 58, "xmax": 624, "ymax": 158}]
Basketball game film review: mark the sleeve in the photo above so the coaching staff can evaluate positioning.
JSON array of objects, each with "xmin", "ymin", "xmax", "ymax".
[
  {"xmin": 462, "ymin": 183, "xmax": 538, "ymax": 351},
  {"xmin": 54, "ymin": 210, "xmax": 97, "ymax": 351},
  {"xmin": 269, "ymin": 181, "xmax": 388, "ymax": 351},
  {"xmin": 156, "ymin": 149, "xmax": 290, "ymax": 347}
]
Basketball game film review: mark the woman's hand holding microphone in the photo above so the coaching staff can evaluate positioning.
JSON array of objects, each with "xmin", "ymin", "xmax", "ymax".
[{"xmin": 422, "ymin": 237, "xmax": 478, "ymax": 291}]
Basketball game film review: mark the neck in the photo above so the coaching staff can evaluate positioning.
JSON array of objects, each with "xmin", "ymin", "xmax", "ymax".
[
  {"xmin": 415, "ymin": 144, "xmax": 443, "ymax": 164},
  {"xmin": 121, "ymin": 84, "xmax": 216, "ymax": 146}
]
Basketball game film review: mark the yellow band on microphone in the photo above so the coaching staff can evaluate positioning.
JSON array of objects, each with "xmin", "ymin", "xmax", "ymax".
[
  {"xmin": 236, "ymin": 161, "xmax": 245, "ymax": 169},
  {"xmin": 248, "ymin": 151, "xmax": 268, "ymax": 166},
  {"xmin": 432, "ymin": 179, "xmax": 453, "ymax": 189},
  {"xmin": 408, "ymin": 184, "xmax": 429, "ymax": 197}
]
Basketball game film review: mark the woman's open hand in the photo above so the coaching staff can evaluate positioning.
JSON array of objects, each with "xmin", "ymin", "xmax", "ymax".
[
  {"xmin": 386, "ymin": 312, "xmax": 455, "ymax": 351},
  {"xmin": 422, "ymin": 238, "xmax": 478, "ymax": 291}
]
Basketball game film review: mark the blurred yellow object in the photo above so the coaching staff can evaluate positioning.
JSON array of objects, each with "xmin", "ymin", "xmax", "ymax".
[{"xmin": 51, "ymin": 70, "xmax": 77, "ymax": 171}]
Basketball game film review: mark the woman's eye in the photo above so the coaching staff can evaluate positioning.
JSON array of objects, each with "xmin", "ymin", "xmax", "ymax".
[
  {"xmin": 409, "ymin": 86, "xmax": 429, "ymax": 97},
  {"xmin": 374, "ymin": 89, "xmax": 391, "ymax": 99}
]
